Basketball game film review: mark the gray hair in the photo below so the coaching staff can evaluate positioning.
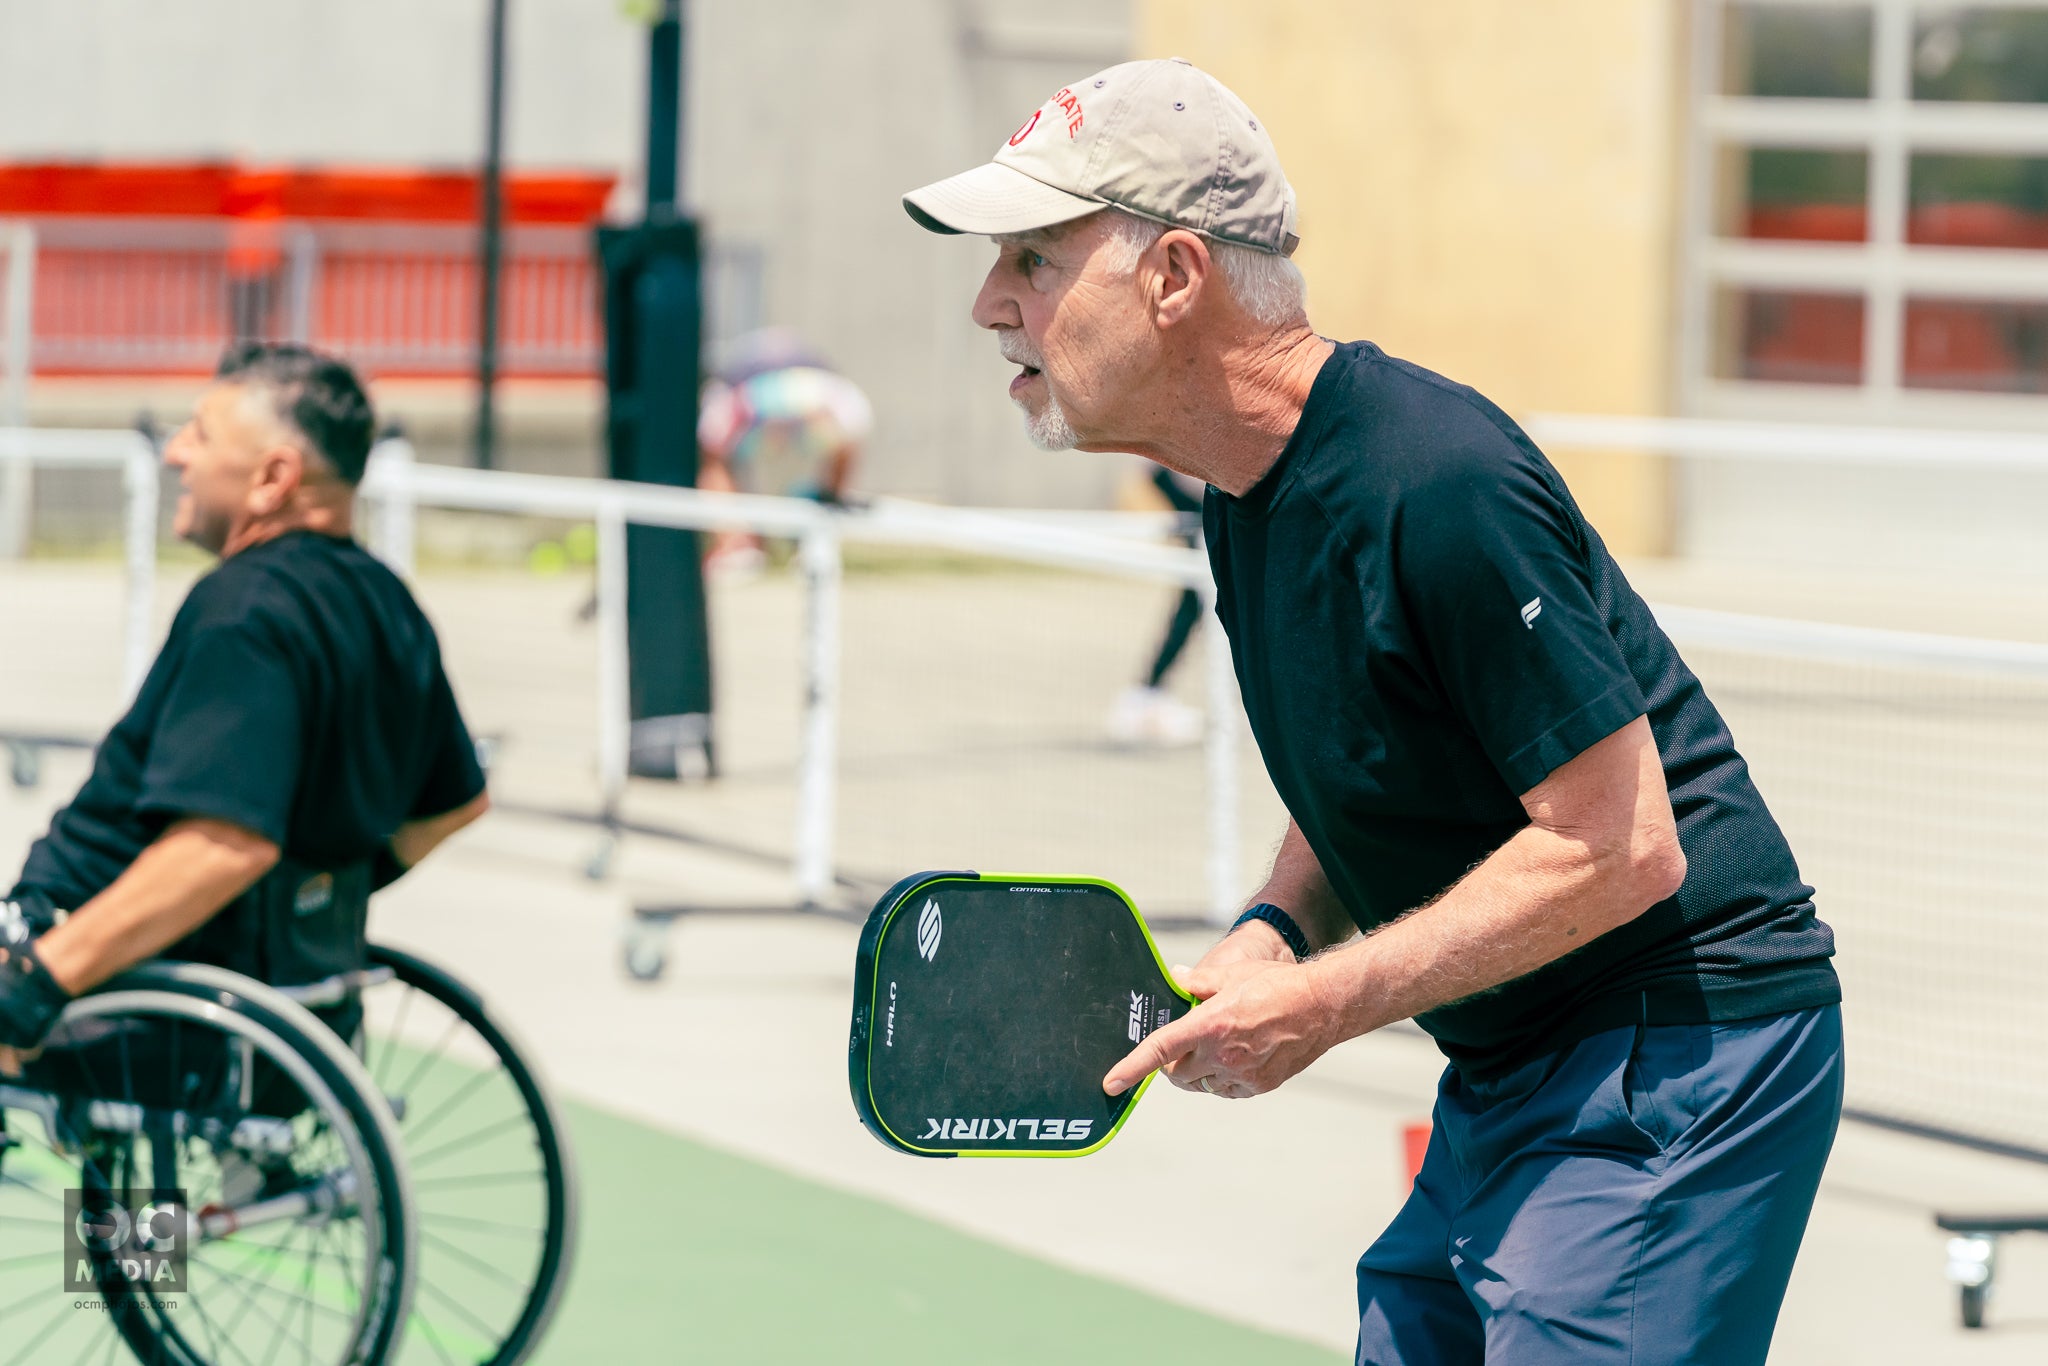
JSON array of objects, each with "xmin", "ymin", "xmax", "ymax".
[{"xmin": 1095, "ymin": 210, "xmax": 1308, "ymax": 328}]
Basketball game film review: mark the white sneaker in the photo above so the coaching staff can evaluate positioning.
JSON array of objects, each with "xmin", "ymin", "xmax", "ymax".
[
  {"xmin": 1106, "ymin": 685, "xmax": 1204, "ymax": 747},
  {"xmin": 704, "ymin": 543, "xmax": 768, "ymax": 584}
]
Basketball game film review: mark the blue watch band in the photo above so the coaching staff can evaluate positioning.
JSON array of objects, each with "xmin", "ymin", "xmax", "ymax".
[{"xmin": 1231, "ymin": 903, "xmax": 1312, "ymax": 960}]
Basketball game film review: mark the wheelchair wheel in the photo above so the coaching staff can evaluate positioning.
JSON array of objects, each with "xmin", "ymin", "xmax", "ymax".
[
  {"xmin": 358, "ymin": 944, "xmax": 578, "ymax": 1366},
  {"xmin": 0, "ymin": 961, "xmax": 414, "ymax": 1366}
]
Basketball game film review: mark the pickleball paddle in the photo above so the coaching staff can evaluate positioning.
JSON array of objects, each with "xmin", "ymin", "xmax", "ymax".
[{"xmin": 848, "ymin": 870, "xmax": 1197, "ymax": 1158}]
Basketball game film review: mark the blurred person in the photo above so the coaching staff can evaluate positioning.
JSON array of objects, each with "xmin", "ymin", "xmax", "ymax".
[
  {"xmin": 1106, "ymin": 462, "xmax": 1205, "ymax": 746},
  {"xmin": 0, "ymin": 343, "xmax": 487, "ymax": 1073},
  {"xmin": 697, "ymin": 328, "xmax": 871, "ymax": 577},
  {"xmin": 905, "ymin": 58, "xmax": 1841, "ymax": 1365}
]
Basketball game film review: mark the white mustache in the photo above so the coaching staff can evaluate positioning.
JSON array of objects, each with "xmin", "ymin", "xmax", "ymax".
[{"xmin": 997, "ymin": 333, "xmax": 1043, "ymax": 370}]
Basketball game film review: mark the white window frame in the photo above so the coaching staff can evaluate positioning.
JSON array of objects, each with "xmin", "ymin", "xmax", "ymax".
[{"xmin": 1680, "ymin": 0, "xmax": 2048, "ymax": 426}]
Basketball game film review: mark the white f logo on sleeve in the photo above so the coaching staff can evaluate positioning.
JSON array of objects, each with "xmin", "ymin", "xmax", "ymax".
[{"xmin": 1520, "ymin": 597, "xmax": 1543, "ymax": 629}]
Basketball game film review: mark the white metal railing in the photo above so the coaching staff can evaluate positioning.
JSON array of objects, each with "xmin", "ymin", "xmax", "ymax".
[
  {"xmin": 0, "ymin": 427, "xmax": 1231, "ymax": 914},
  {"xmin": 1, "ymin": 223, "xmax": 35, "ymax": 558},
  {"xmin": 1523, "ymin": 412, "xmax": 2048, "ymax": 469},
  {"xmin": 21, "ymin": 415, "xmax": 2041, "ymax": 918},
  {"xmin": 354, "ymin": 441, "xmax": 1233, "ymax": 915},
  {"xmin": 0, "ymin": 427, "xmax": 158, "ymax": 702}
]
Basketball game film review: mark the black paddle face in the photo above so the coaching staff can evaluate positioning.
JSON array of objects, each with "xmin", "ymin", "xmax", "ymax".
[{"xmin": 849, "ymin": 872, "xmax": 1193, "ymax": 1158}]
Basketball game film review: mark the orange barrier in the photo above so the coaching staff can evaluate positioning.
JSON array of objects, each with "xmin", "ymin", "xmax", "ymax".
[
  {"xmin": 0, "ymin": 162, "xmax": 614, "ymax": 225},
  {"xmin": 1402, "ymin": 1121, "xmax": 1431, "ymax": 1189}
]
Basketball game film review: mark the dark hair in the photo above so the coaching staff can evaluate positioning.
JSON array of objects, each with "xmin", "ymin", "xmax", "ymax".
[{"xmin": 215, "ymin": 342, "xmax": 376, "ymax": 485}]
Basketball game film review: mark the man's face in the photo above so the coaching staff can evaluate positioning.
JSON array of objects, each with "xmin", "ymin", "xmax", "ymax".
[
  {"xmin": 971, "ymin": 214, "xmax": 1154, "ymax": 451},
  {"xmin": 162, "ymin": 383, "xmax": 287, "ymax": 555}
]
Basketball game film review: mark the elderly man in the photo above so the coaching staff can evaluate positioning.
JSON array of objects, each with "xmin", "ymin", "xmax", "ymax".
[
  {"xmin": 904, "ymin": 58, "xmax": 1842, "ymax": 1365},
  {"xmin": 0, "ymin": 343, "xmax": 487, "ymax": 1065}
]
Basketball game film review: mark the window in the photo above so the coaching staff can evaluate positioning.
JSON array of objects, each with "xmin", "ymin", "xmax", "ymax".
[{"xmin": 1683, "ymin": 1, "xmax": 2048, "ymax": 418}]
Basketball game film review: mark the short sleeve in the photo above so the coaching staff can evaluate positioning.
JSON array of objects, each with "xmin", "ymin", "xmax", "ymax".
[
  {"xmin": 409, "ymin": 668, "xmax": 486, "ymax": 819},
  {"xmin": 1394, "ymin": 442, "xmax": 1645, "ymax": 795},
  {"xmin": 135, "ymin": 625, "xmax": 304, "ymax": 843}
]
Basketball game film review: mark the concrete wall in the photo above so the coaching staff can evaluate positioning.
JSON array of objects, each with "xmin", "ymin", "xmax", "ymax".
[
  {"xmin": 689, "ymin": 0, "xmax": 1133, "ymax": 508},
  {"xmin": 0, "ymin": 0, "xmax": 639, "ymax": 171},
  {"xmin": 1138, "ymin": 1, "xmax": 1684, "ymax": 553},
  {"xmin": 1, "ymin": 0, "xmax": 1138, "ymax": 509}
]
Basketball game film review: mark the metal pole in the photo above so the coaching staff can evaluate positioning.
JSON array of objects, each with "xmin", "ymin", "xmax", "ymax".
[
  {"xmin": 794, "ymin": 522, "xmax": 842, "ymax": 908},
  {"xmin": 365, "ymin": 437, "xmax": 418, "ymax": 579},
  {"xmin": 119, "ymin": 434, "xmax": 159, "ymax": 705},
  {"xmin": 1864, "ymin": 0, "xmax": 1912, "ymax": 406},
  {"xmin": 645, "ymin": 1, "xmax": 682, "ymax": 214},
  {"xmin": 1200, "ymin": 573, "xmax": 1240, "ymax": 923},
  {"xmin": 474, "ymin": 0, "xmax": 509, "ymax": 470},
  {"xmin": 595, "ymin": 500, "xmax": 631, "ymax": 820},
  {"xmin": 284, "ymin": 225, "xmax": 318, "ymax": 345},
  {"xmin": 2, "ymin": 222, "xmax": 36, "ymax": 560}
]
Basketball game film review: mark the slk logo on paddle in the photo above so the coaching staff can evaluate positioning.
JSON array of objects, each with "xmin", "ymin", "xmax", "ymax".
[{"xmin": 916, "ymin": 898, "xmax": 943, "ymax": 962}]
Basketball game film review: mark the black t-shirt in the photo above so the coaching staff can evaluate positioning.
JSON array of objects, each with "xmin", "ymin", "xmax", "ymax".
[
  {"xmin": 1205, "ymin": 341, "xmax": 1840, "ymax": 1079},
  {"xmin": 15, "ymin": 531, "xmax": 484, "ymax": 951}
]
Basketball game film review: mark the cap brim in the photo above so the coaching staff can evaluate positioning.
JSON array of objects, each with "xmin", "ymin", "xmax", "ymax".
[{"xmin": 903, "ymin": 162, "xmax": 1105, "ymax": 237}]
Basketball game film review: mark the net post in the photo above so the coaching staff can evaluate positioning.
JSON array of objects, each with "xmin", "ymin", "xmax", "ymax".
[
  {"xmin": 794, "ymin": 516, "xmax": 842, "ymax": 909},
  {"xmin": 596, "ymin": 498, "xmax": 632, "ymax": 822},
  {"xmin": 1200, "ymin": 568, "xmax": 1239, "ymax": 923},
  {"xmin": 118, "ymin": 431, "xmax": 159, "ymax": 706}
]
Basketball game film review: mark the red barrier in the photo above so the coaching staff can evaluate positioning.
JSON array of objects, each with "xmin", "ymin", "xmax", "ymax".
[
  {"xmin": 1402, "ymin": 1121, "xmax": 1431, "ymax": 1189},
  {"xmin": 0, "ymin": 162, "xmax": 614, "ymax": 225}
]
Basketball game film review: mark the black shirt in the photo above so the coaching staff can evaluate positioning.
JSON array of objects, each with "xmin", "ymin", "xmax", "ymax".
[
  {"xmin": 1205, "ymin": 342, "xmax": 1840, "ymax": 1079},
  {"xmin": 16, "ymin": 531, "xmax": 484, "ymax": 930}
]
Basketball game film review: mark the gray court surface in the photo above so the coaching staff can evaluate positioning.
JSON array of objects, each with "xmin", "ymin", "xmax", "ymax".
[{"xmin": 4, "ymin": 554, "xmax": 2047, "ymax": 1360}]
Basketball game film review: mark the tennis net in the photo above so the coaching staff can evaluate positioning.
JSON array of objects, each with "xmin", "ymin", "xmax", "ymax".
[{"xmin": 1659, "ymin": 605, "xmax": 2048, "ymax": 1160}]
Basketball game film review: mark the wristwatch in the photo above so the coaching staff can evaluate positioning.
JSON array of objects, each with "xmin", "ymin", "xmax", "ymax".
[{"xmin": 1231, "ymin": 902, "xmax": 1312, "ymax": 961}]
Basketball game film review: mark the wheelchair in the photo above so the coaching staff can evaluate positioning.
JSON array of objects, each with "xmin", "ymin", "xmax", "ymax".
[{"xmin": 0, "ymin": 944, "xmax": 577, "ymax": 1365}]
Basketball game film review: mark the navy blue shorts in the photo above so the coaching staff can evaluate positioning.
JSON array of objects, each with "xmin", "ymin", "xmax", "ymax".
[{"xmin": 1357, "ymin": 1005, "xmax": 1843, "ymax": 1365}]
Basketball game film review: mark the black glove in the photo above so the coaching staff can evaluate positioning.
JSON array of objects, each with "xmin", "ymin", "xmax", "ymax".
[{"xmin": 0, "ymin": 937, "xmax": 73, "ymax": 1051}]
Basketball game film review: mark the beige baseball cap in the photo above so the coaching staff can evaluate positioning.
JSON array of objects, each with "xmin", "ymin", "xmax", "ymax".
[{"xmin": 904, "ymin": 57, "xmax": 1299, "ymax": 256}]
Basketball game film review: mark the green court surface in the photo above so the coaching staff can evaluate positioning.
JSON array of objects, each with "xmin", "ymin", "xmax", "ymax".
[{"xmin": 533, "ymin": 1098, "xmax": 1346, "ymax": 1363}]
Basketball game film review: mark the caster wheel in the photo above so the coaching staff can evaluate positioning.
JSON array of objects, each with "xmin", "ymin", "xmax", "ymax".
[
  {"xmin": 1961, "ymin": 1283, "xmax": 1986, "ymax": 1330},
  {"xmin": 585, "ymin": 835, "xmax": 616, "ymax": 882},
  {"xmin": 8, "ymin": 743, "xmax": 39, "ymax": 790},
  {"xmin": 624, "ymin": 930, "xmax": 666, "ymax": 982}
]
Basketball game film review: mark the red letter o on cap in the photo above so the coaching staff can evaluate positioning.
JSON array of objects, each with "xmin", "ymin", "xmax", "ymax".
[{"xmin": 1008, "ymin": 110, "xmax": 1041, "ymax": 146}]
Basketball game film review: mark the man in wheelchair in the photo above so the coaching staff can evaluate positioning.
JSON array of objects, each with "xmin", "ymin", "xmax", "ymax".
[{"xmin": 0, "ymin": 342, "xmax": 488, "ymax": 1082}]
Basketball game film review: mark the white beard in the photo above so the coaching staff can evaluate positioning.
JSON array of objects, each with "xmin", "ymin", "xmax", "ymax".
[
  {"xmin": 998, "ymin": 331, "xmax": 1079, "ymax": 451},
  {"xmin": 1018, "ymin": 391, "xmax": 1078, "ymax": 451}
]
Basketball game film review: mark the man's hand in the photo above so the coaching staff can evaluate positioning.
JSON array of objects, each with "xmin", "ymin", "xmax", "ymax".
[
  {"xmin": 1104, "ymin": 954, "xmax": 1339, "ymax": 1100},
  {"xmin": 1185, "ymin": 919, "xmax": 1296, "ymax": 978},
  {"xmin": 0, "ymin": 939, "xmax": 74, "ymax": 1073}
]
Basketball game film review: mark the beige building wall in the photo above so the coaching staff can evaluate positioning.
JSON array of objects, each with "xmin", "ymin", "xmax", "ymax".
[{"xmin": 1139, "ymin": 1, "xmax": 1683, "ymax": 554}]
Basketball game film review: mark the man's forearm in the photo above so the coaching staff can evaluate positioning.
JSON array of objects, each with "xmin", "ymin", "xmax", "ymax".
[
  {"xmin": 1303, "ymin": 818, "xmax": 1681, "ymax": 1043},
  {"xmin": 388, "ymin": 791, "xmax": 490, "ymax": 873},
  {"xmin": 1250, "ymin": 820, "xmax": 1355, "ymax": 953},
  {"xmin": 34, "ymin": 818, "xmax": 278, "ymax": 995}
]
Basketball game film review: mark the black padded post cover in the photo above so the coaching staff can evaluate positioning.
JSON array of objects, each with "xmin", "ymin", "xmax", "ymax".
[{"xmin": 848, "ymin": 871, "xmax": 1194, "ymax": 1158}]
